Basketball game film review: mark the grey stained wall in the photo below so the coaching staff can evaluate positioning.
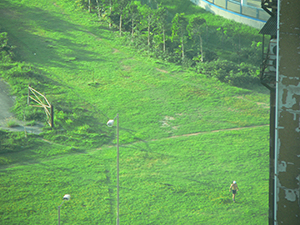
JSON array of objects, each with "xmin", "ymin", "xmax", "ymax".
[{"xmin": 275, "ymin": 0, "xmax": 300, "ymax": 224}]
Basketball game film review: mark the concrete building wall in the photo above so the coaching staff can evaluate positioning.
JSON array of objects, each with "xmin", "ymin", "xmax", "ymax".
[
  {"xmin": 275, "ymin": 0, "xmax": 300, "ymax": 224},
  {"xmin": 190, "ymin": 0, "xmax": 269, "ymax": 29}
]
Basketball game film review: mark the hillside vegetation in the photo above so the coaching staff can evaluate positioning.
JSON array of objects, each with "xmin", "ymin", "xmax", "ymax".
[
  {"xmin": 74, "ymin": 0, "xmax": 263, "ymax": 86},
  {"xmin": 0, "ymin": 0, "xmax": 269, "ymax": 224}
]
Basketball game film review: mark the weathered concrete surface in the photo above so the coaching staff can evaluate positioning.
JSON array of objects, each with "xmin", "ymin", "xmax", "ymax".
[{"xmin": 275, "ymin": 0, "xmax": 300, "ymax": 224}]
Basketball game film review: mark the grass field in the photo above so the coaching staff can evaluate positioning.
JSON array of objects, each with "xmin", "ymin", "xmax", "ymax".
[
  {"xmin": 1, "ymin": 126, "xmax": 269, "ymax": 224},
  {"xmin": 0, "ymin": 0, "xmax": 270, "ymax": 224}
]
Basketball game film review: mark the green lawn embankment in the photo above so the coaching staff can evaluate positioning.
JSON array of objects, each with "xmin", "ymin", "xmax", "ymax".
[{"xmin": 0, "ymin": 0, "xmax": 269, "ymax": 224}]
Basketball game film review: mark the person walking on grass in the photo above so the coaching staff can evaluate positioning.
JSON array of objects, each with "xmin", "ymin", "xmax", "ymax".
[{"xmin": 229, "ymin": 180, "xmax": 239, "ymax": 203}]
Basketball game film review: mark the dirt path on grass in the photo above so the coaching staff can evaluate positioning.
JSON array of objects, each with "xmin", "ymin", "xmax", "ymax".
[
  {"xmin": 89, "ymin": 124, "xmax": 270, "ymax": 153},
  {"xmin": 0, "ymin": 78, "xmax": 43, "ymax": 134},
  {"xmin": 158, "ymin": 124, "xmax": 269, "ymax": 141}
]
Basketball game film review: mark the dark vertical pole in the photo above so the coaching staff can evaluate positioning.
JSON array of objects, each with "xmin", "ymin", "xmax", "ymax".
[
  {"xmin": 240, "ymin": 2, "xmax": 242, "ymax": 14},
  {"xmin": 51, "ymin": 105, "xmax": 54, "ymax": 128},
  {"xmin": 116, "ymin": 113, "xmax": 119, "ymax": 225},
  {"xmin": 58, "ymin": 205, "xmax": 61, "ymax": 225},
  {"xmin": 262, "ymin": 34, "xmax": 265, "ymax": 62},
  {"xmin": 58, "ymin": 201, "xmax": 65, "ymax": 225},
  {"xmin": 269, "ymin": 89, "xmax": 275, "ymax": 225}
]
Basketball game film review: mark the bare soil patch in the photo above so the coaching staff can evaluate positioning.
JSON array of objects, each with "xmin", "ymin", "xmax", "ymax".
[{"xmin": 0, "ymin": 78, "xmax": 43, "ymax": 134}]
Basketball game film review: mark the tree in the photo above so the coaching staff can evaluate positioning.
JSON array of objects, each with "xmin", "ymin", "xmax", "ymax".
[
  {"xmin": 95, "ymin": 0, "xmax": 101, "ymax": 19},
  {"xmin": 124, "ymin": 1, "xmax": 142, "ymax": 40},
  {"xmin": 138, "ymin": 3, "xmax": 155, "ymax": 48},
  {"xmin": 187, "ymin": 16, "xmax": 206, "ymax": 62},
  {"xmin": 154, "ymin": 4, "xmax": 168, "ymax": 52},
  {"xmin": 171, "ymin": 13, "xmax": 188, "ymax": 61},
  {"xmin": 91, "ymin": 0, "xmax": 114, "ymax": 25},
  {"xmin": 111, "ymin": 0, "xmax": 130, "ymax": 35}
]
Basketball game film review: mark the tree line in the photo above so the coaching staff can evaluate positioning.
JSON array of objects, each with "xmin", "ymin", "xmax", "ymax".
[
  {"xmin": 72, "ymin": 0, "xmax": 262, "ymax": 86},
  {"xmin": 74, "ymin": 0, "xmax": 212, "ymax": 64}
]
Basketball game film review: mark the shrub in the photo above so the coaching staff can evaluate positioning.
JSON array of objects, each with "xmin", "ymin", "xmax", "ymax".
[
  {"xmin": 6, "ymin": 118, "xmax": 19, "ymax": 128},
  {"xmin": 0, "ymin": 32, "xmax": 15, "ymax": 62},
  {"xmin": 0, "ymin": 130, "xmax": 37, "ymax": 154},
  {"xmin": 229, "ymin": 41, "xmax": 262, "ymax": 65},
  {"xmin": 195, "ymin": 59, "xmax": 259, "ymax": 86}
]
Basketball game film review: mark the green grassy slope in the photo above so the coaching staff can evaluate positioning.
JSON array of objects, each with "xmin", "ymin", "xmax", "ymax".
[
  {"xmin": 0, "ymin": 0, "xmax": 268, "ymax": 143},
  {"xmin": 1, "ymin": 126, "xmax": 269, "ymax": 224},
  {"xmin": 0, "ymin": 0, "xmax": 269, "ymax": 224}
]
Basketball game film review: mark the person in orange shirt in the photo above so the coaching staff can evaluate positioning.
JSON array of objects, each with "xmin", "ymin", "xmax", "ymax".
[{"xmin": 229, "ymin": 181, "xmax": 239, "ymax": 203}]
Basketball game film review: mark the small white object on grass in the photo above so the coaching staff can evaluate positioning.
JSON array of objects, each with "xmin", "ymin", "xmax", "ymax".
[
  {"xmin": 107, "ymin": 119, "xmax": 114, "ymax": 127},
  {"xmin": 63, "ymin": 194, "xmax": 71, "ymax": 200}
]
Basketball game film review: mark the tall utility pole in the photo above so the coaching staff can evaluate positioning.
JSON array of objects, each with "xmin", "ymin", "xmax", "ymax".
[
  {"xmin": 274, "ymin": 0, "xmax": 300, "ymax": 224},
  {"xmin": 259, "ymin": 1, "xmax": 277, "ymax": 223}
]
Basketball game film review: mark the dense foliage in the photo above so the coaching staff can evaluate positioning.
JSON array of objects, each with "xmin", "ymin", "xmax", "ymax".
[
  {"xmin": 0, "ymin": 31, "xmax": 15, "ymax": 62},
  {"xmin": 73, "ymin": 0, "xmax": 262, "ymax": 86}
]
